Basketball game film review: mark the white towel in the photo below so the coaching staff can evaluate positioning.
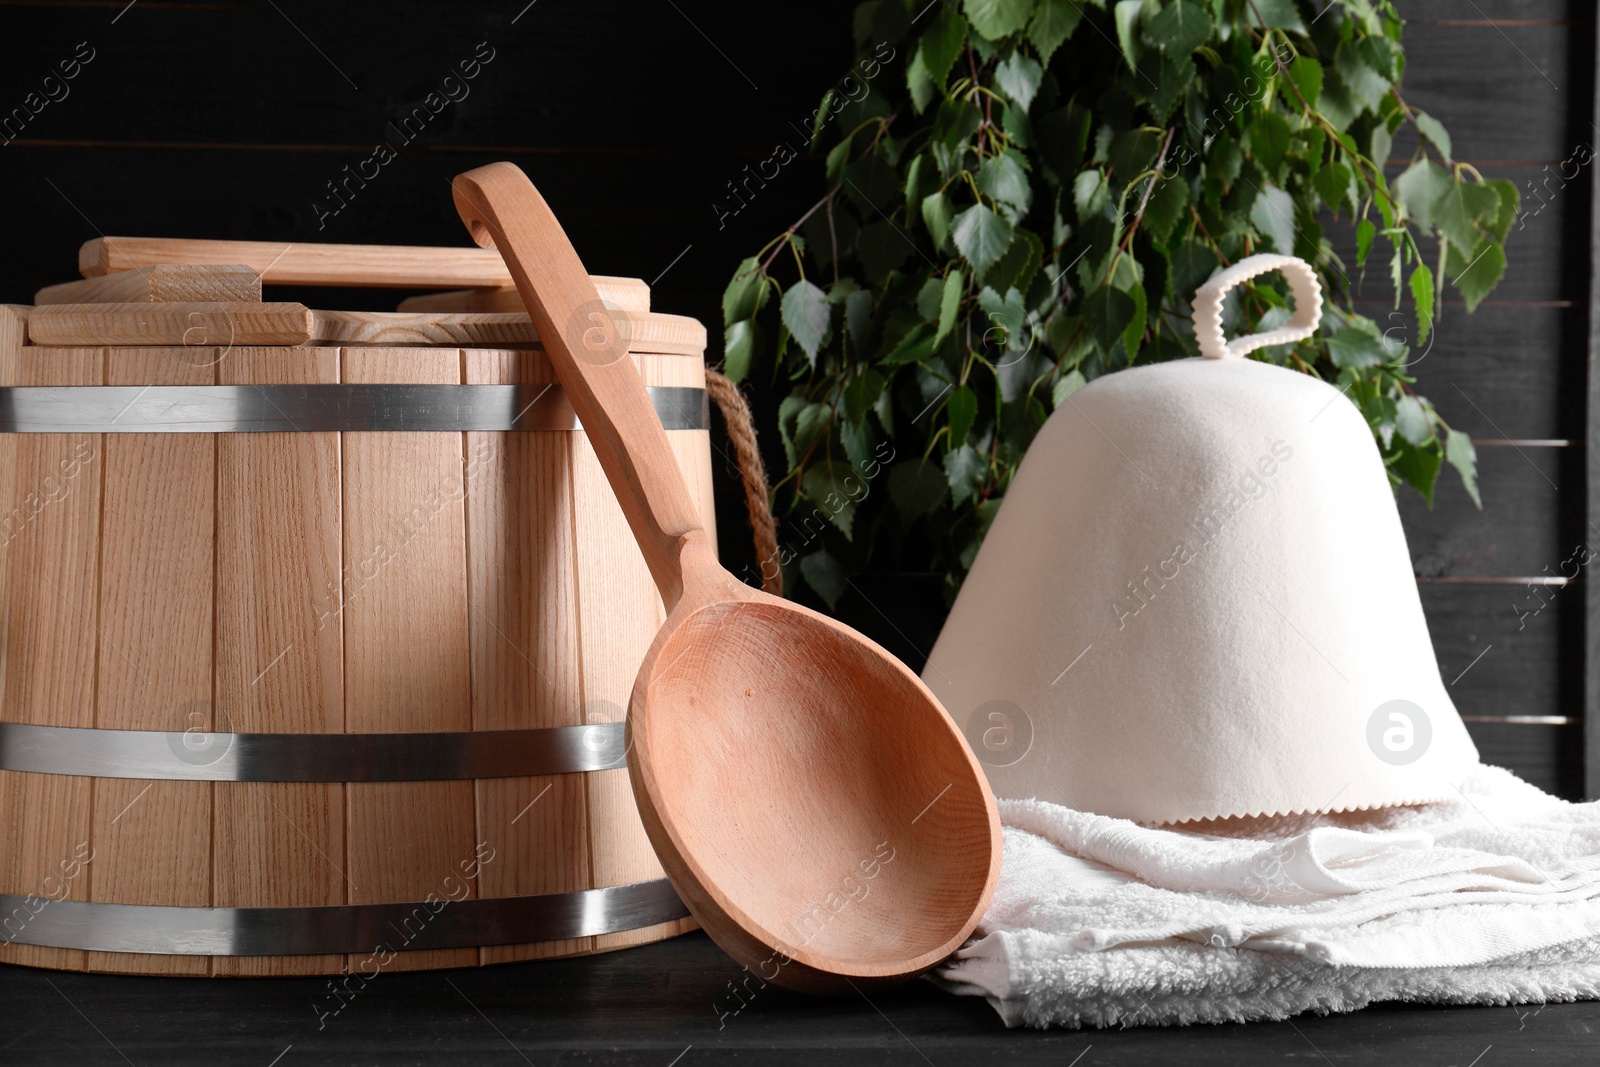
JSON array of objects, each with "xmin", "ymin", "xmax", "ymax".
[{"xmin": 934, "ymin": 764, "xmax": 1600, "ymax": 1028}]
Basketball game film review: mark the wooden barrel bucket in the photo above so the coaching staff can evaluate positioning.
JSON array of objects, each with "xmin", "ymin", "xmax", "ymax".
[{"xmin": 0, "ymin": 254, "xmax": 712, "ymax": 975}]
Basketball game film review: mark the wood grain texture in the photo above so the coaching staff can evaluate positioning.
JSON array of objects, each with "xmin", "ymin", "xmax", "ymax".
[
  {"xmin": 80, "ymin": 238, "xmax": 650, "ymax": 304},
  {"xmin": 340, "ymin": 346, "xmax": 477, "ymax": 973},
  {"xmin": 1400, "ymin": 444, "xmax": 1580, "ymax": 577},
  {"xmin": 464, "ymin": 348, "xmax": 595, "ymax": 964},
  {"xmin": 86, "ymin": 347, "xmax": 216, "ymax": 976},
  {"xmin": 212, "ymin": 346, "xmax": 345, "ymax": 976},
  {"xmin": 11, "ymin": 931, "xmax": 1600, "ymax": 1066},
  {"xmin": 401, "ymin": 282, "xmax": 648, "ymax": 315},
  {"xmin": 28, "ymin": 302, "xmax": 313, "ymax": 347},
  {"xmin": 36, "ymin": 264, "xmax": 262, "ymax": 306},
  {"xmin": 456, "ymin": 163, "xmax": 998, "ymax": 992},
  {"xmin": 309, "ymin": 309, "xmax": 706, "ymax": 353},
  {"xmin": 0, "ymin": 337, "xmax": 102, "ymax": 973}
]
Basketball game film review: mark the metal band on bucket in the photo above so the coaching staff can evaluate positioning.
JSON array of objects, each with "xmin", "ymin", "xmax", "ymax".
[
  {"xmin": 0, "ymin": 384, "xmax": 709, "ymax": 433},
  {"xmin": 0, "ymin": 721, "xmax": 628, "ymax": 781},
  {"xmin": 0, "ymin": 879, "xmax": 688, "ymax": 955}
]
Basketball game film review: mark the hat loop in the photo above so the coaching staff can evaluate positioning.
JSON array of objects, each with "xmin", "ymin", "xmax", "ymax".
[{"xmin": 1192, "ymin": 254, "xmax": 1323, "ymax": 360}]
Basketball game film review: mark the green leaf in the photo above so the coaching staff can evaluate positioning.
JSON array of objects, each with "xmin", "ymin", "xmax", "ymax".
[
  {"xmin": 1083, "ymin": 285, "xmax": 1136, "ymax": 356},
  {"xmin": 1433, "ymin": 180, "xmax": 1501, "ymax": 255},
  {"xmin": 802, "ymin": 463, "xmax": 859, "ymax": 539},
  {"xmin": 1122, "ymin": 280, "xmax": 1147, "ymax": 362},
  {"xmin": 778, "ymin": 396, "xmax": 831, "ymax": 468},
  {"xmin": 1288, "ymin": 55, "xmax": 1322, "ymax": 107},
  {"xmin": 722, "ymin": 318, "xmax": 760, "ymax": 382},
  {"xmin": 976, "ymin": 150, "xmax": 1033, "ymax": 212},
  {"xmin": 1146, "ymin": 0, "xmax": 1212, "ymax": 56},
  {"xmin": 952, "ymin": 203, "xmax": 1016, "ymax": 276},
  {"xmin": 888, "ymin": 459, "xmax": 947, "ymax": 521},
  {"xmin": 1414, "ymin": 111, "xmax": 1452, "ymax": 163},
  {"xmin": 947, "ymin": 384, "xmax": 979, "ymax": 444},
  {"xmin": 922, "ymin": 191, "xmax": 954, "ymax": 251},
  {"xmin": 1335, "ymin": 38, "xmax": 1391, "ymax": 111},
  {"xmin": 944, "ymin": 443, "xmax": 987, "ymax": 505},
  {"xmin": 1447, "ymin": 238, "xmax": 1506, "ymax": 313},
  {"xmin": 1393, "ymin": 159, "xmax": 1452, "ymax": 230},
  {"xmin": 1355, "ymin": 217, "xmax": 1376, "ymax": 265},
  {"xmin": 1325, "ymin": 327, "xmax": 1389, "ymax": 370},
  {"xmin": 1073, "ymin": 168, "xmax": 1110, "ymax": 218},
  {"xmin": 906, "ymin": 46, "xmax": 936, "ymax": 113},
  {"xmin": 963, "ymin": 0, "xmax": 1036, "ymax": 40},
  {"xmin": 1446, "ymin": 428, "xmax": 1482, "ymax": 508},
  {"xmin": 1394, "ymin": 394, "xmax": 1431, "ymax": 446},
  {"xmin": 1249, "ymin": 184, "xmax": 1295, "ymax": 254},
  {"xmin": 983, "ymin": 226, "xmax": 1043, "ymax": 293},
  {"xmin": 1141, "ymin": 172, "xmax": 1189, "ymax": 243},
  {"xmin": 1312, "ymin": 162, "xmax": 1354, "ymax": 216},
  {"xmin": 721, "ymin": 257, "xmax": 767, "ymax": 323},
  {"xmin": 1108, "ymin": 127, "xmax": 1161, "ymax": 180},
  {"xmin": 845, "ymin": 288, "xmax": 874, "ymax": 349},
  {"xmin": 935, "ymin": 269, "xmax": 965, "ymax": 344},
  {"xmin": 1249, "ymin": 110, "xmax": 1292, "ymax": 176},
  {"xmin": 1408, "ymin": 263, "xmax": 1436, "ymax": 347},
  {"xmin": 1483, "ymin": 178, "xmax": 1520, "ymax": 243},
  {"xmin": 799, "ymin": 551, "xmax": 848, "ymax": 609},
  {"xmin": 995, "ymin": 51, "xmax": 1044, "ymax": 111},
  {"xmin": 780, "ymin": 280, "xmax": 832, "ymax": 364},
  {"xmin": 857, "ymin": 218, "xmax": 913, "ymax": 285},
  {"xmin": 1036, "ymin": 104, "xmax": 1092, "ymax": 182},
  {"xmin": 881, "ymin": 320, "xmax": 939, "ymax": 366},
  {"xmin": 1051, "ymin": 368, "xmax": 1088, "ymax": 408},
  {"xmin": 843, "ymin": 368, "xmax": 884, "ymax": 425},
  {"xmin": 921, "ymin": 8, "xmax": 970, "ymax": 92},
  {"xmin": 1246, "ymin": 0, "xmax": 1304, "ymax": 32},
  {"xmin": 1392, "ymin": 439, "xmax": 1443, "ymax": 506},
  {"xmin": 1028, "ymin": 0, "xmax": 1082, "ymax": 64},
  {"xmin": 1113, "ymin": 0, "xmax": 1143, "ymax": 72}
]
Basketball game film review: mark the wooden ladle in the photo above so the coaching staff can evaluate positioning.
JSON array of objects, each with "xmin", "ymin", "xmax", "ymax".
[{"xmin": 452, "ymin": 163, "xmax": 1001, "ymax": 993}]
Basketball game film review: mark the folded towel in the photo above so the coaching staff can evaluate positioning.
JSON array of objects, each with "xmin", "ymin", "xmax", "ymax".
[{"xmin": 934, "ymin": 764, "xmax": 1600, "ymax": 1028}]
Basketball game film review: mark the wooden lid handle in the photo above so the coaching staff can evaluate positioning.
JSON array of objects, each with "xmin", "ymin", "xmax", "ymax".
[{"xmin": 452, "ymin": 163, "xmax": 704, "ymax": 608}]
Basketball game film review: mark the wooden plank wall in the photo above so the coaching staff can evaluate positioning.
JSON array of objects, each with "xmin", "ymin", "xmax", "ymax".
[{"xmin": 0, "ymin": 1, "xmax": 1591, "ymax": 799}]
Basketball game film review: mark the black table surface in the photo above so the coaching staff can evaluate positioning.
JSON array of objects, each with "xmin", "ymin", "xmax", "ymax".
[{"xmin": 2, "ymin": 931, "xmax": 1596, "ymax": 1065}]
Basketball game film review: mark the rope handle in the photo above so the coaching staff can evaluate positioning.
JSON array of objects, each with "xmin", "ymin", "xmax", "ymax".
[
  {"xmin": 704, "ymin": 369, "xmax": 783, "ymax": 597},
  {"xmin": 1191, "ymin": 254, "xmax": 1323, "ymax": 360}
]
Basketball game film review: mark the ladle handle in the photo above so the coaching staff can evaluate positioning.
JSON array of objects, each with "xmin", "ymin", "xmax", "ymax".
[{"xmin": 452, "ymin": 163, "xmax": 704, "ymax": 608}]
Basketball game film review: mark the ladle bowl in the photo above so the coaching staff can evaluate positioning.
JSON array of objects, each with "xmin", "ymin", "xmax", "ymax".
[{"xmin": 452, "ymin": 162, "xmax": 1001, "ymax": 993}]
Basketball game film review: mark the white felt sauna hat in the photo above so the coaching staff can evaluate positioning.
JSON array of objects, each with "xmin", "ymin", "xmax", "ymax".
[{"xmin": 922, "ymin": 254, "xmax": 1479, "ymax": 824}]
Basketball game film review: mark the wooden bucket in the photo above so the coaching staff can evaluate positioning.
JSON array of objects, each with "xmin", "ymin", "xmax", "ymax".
[{"xmin": 0, "ymin": 240, "xmax": 715, "ymax": 975}]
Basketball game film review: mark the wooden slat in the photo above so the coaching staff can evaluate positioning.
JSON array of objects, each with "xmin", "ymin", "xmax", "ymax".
[
  {"xmin": 340, "ymin": 346, "xmax": 476, "ymax": 973},
  {"xmin": 1586, "ymin": 1, "xmax": 1600, "ymax": 802},
  {"xmin": 1399, "ymin": 444, "xmax": 1578, "ymax": 577},
  {"xmin": 1390, "ymin": 21, "xmax": 1580, "ymax": 163},
  {"xmin": 0, "ymin": 334, "xmax": 101, "ymax": 972},
  {"xmin": 36, "ymin": 264, "xmax": 262, "ymax": 306},
  {"xmin": 401, "ymin": 283, "xmax": 647, "ymax": 315},
  {"xmin": 1465, "ymin": 721, "xmax": 1582, "ymax": 799},
  {"xmin": 464, "ymin": 348, "xmax": 594, "ymax": 964},
  {"xmin": 212, "ymin": 346, "xmax": 345, "ymax": 976},
  {"xmin": 86, "ymin": 347, "xmax": 215, "ymax": 976},
  {"xmin": 27, "ymin": 302, "xmax": 313, "ymax": 347},
  {"xmin": 80, "ymin": 238, "xmax": 650, "ymax": 304},
  {"xmin": 1400, "ymin": 304, "xmax": 1584, "ymax": 441},
  {"xmin": 570, "ymin": 352, "xmax": 707, "ymax": 954},
  {"xmin": 309, "ymin": 309, "xmax": 706, "ymax": 353},
  {"xmin": 1419, "ymin": 581, "xmax": 1575, "ymax": 724}
]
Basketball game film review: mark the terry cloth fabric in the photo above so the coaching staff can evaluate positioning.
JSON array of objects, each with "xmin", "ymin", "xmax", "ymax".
[{"xmin": 933, "ymin": 764, "xmax": 1600, "ymax": 1029}]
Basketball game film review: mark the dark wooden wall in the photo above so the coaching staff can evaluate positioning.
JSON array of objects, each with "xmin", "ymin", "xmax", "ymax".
[{"xmin": 0, "ymin": 0, "xmax": 1591, "ymax": 799}]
